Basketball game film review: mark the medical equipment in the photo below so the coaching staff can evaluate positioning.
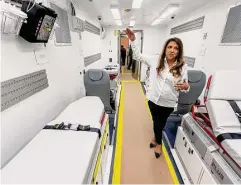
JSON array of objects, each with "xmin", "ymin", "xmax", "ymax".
[
  {"xmin": 173, "ymin": 70, "xmax": 241, "ymax": 184},
  {"xmin": 19, "ymin": 1, "xmax": 57, "ymax": 43}
]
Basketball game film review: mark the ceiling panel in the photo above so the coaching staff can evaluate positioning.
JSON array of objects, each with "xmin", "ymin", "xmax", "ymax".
[{"xmin": 73, "ymin": 0, "xmax": 213, "ymax": 27}]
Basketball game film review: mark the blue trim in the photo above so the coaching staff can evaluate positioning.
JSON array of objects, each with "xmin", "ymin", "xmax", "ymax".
[{"xmin": 163, "ymin": 132, "xmax": 184, "ymax": 184}]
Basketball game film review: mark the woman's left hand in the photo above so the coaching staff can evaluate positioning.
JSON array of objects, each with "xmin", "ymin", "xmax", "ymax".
[{"xmin": 174, "ymin": 80, "xmax": 190, "ymax": 91}]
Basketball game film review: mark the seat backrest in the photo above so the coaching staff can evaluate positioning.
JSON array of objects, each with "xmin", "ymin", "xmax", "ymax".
[
  {"xmin": 84, "ymin": 69, "xmax": 112, "ymax": 112},
  {"xmin": 175, "ymin": 70, "xmax": 206, "ymax": 114}
]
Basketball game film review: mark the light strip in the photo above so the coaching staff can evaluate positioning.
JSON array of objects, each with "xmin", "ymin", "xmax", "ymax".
[
  {"xmin": 151, "ymin": 18, "xmax": 164, "ymax": 26},
  {"xmin": 116, "ymin": 19, "xmax": 122, "ymax": 26},
  {"xmin": 110, "ymin": 7, "xmax": 121, "ymax": 20},
  {"xmin": 132, "ymin": 0, "xmax": 144, "ymax": 9},
  {"xmin": 151, "ymin": 4, "xmax": 179, "ymax": 25},
  {"xmin": 129, "ymin": 20, "xmax": 136, "ymax": 27}
]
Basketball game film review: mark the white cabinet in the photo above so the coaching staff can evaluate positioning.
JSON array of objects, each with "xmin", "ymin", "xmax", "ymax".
[
  {"xmin": 198, "ymin": 168, "xmax": 217, "ymax": 184},
  {"xmin": 175, "ymin": 127, "xmax": 217, "ymax": 184}
]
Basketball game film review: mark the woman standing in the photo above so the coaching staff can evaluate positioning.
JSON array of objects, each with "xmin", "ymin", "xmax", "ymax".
[{"xmin": 125, "ymin": 28, "xmax": 190, "ymax": 158}]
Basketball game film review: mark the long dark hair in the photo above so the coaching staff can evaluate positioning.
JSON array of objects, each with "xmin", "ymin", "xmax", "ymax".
[{"xmin": 156, "ymin": 37, "xmax": 184, "ymax": 78}]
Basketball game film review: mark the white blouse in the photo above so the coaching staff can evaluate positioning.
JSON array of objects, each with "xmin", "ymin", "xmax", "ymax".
[{"xmin": 131, "ymin": 40, "xmax": 190, "ymax": 108}]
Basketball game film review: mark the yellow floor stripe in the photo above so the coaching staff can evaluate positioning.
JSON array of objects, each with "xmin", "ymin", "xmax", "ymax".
[
  {"xmin": 122, "ymin": 80, "xmax": 138, "ymax": 83},
  {"xmin": 112, "ymin": 82, "xmax": 124, "ymax": 184},
  {"xmin": 122, "ymin": 73, "xmax": 132, "ymax": 75}
]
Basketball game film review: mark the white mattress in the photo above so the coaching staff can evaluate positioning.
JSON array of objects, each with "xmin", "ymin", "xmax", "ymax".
[
  {"xmin": 206, "ymin": 100, "xmax": 241, "ymax": 166},
  {"xmin": 222, "ymin": 140, "xmax": 241, "ymax": 166},
  {"xmin": 207, "ymin": 70, "xmax": 241, "ymax": 101},
  {"xmin": 1, "ymin": 131, "xmax": 99, "ymax": 184},
  {"xmin": 1, "ymin": 96, "xmax": 106, "ymax": 184},
  {"xmin": 49, "ymin": 96, "xmax": 105, "ymax": 130},
  {"xmin": 206, "ymin": 100, "xmax": 241, "ymax": 135}
]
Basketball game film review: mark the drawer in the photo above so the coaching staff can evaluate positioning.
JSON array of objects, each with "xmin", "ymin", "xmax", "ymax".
[
  {"xmin": 175, "ymin": 127, "xmax": 203, "ymax": 184},
  {"xmin": 198, "ymin": 168, "xmax": 217, "ymax": 184}
]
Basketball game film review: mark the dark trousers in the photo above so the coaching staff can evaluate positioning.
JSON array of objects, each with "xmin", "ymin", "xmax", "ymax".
[
  {"xmin": 148, "ymin": 100, "xmax": 174, "ymax": 144},
  {"xmin": 121, "ymin": 55, "xmax": 126, "ymax": 66},
  {"xmin": 127, "ymin": 56, "xmax": 132, "ymax": 70}
]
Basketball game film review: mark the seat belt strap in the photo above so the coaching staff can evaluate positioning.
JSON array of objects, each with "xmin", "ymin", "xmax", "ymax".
[
  {"xmin": 217, "ymin": 133, "xmax": 241, "ymax": 143},
  {"xmin": 228, "ymin": 100, "xmax": 241, "ymax": 122},
  {"xmin": 43, "ymin": 123, "xmax": 101, "ymax": 138}
]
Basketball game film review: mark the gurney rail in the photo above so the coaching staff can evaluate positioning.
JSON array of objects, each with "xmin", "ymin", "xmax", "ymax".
[{"xmin": 191, "ymin": 105, "xmax": 241, "ymax": 171}]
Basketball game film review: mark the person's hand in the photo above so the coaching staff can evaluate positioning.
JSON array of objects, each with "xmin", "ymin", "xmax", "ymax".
[
  {"xmin": 174, "ymin": 80, "xmax": 190, "ymax": 91},
  {"xmin": 125, "ymin": 28, "xmax": 135, "ymax": 41}
]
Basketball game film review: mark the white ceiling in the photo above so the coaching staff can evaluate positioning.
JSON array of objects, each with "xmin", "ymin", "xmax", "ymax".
[{"xmin": 73, "ymin": 0, "xmax": 211, "ymax": 27}]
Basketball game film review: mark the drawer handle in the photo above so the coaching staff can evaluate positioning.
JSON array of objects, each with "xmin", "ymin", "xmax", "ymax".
[
  {"xmin": 191, "ymin": 131, "xmax": 194, "ymax": 136},
  {"xmin": 184, "ymin": 141, "xmax": 187, "ymax": 147},
  {"xmin": 183, "ymin": 137, "xmax": 185, "ymax": 140},
  {"xmin": 188, "ymin": 148, "xmax": 194, "ymax": 154}
]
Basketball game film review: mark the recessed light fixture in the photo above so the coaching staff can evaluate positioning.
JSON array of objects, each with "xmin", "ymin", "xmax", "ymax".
[
  {"xmin": 151, "ymin": 4, "xmax": 179, "ymax": 26},
  {"xmin": 132, "ymin": 0, "xmax": 144, "ymax": 9}
]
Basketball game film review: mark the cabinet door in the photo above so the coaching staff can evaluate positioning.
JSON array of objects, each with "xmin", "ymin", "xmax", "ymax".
[
  {"xmin": 175, "ymin": 128, "xmax": 203, "ymax": 183},
  {"xmin": 199, "ymin": 169, "xmax": 217, "ymax": 184}
]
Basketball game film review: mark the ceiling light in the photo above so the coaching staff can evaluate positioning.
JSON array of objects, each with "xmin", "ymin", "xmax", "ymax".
[
  {"xmin": 129, "ymin": 20, "xmax": 136, "ymax": 27},
  {"xmin": 132, "ymin": 0, "xmax": 144, "ymax": 9},
  {"xmin": 151, "ymin": 18, "xmax": 164, "ymax": 26},
  {"xmin": 110, "ymin": 5, "xmax": 121, "ymax": 20},
  {"xmin": 116, "ymin": 20, "xmax": 122, "ymax": 26},
  {"xmin": 151, "ymin": 4, "xmax": 179, "ymax": 25}
]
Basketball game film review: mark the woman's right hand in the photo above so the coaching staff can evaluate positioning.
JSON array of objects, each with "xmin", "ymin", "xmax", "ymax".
[{"xmin": 125, "ymin": 28, "xmax": 135, "ymax": 41}]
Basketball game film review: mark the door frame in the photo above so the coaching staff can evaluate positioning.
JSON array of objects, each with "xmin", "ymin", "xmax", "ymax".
[{"xmin": 117, "ymin": 30, "xmax": 144, "ymax": 80}]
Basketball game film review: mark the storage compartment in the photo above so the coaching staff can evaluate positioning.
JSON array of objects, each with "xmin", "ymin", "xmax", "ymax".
[
  {"xmin": 198, "ymin": 168, "xmax": 217, "ymax": 184},
  {"xmin": 175, "ymin": 127, "xmax": 204, "ymax": 183}
]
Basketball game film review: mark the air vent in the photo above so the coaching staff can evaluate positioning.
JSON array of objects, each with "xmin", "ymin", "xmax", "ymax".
[
  {"xmin": 184, "ymin": 56, "xmax": 196, "ymax": 68},
  {"xmin": 84, "ymin": 53, "xmax": 101, "ymax": 67},
  {"xmin": 170, "ymin": 16, "xmax": 205, "ymax": 35},
  {"xmin": 84, "ymin": 21, "xmax": 100, "ymax": 35}
]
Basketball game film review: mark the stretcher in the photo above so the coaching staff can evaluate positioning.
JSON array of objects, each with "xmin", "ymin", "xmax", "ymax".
[
  {"xmin": 1, "ymin": 96, "xmax": 109, "ymax": 184},
  {"xmin": 174, "ymin": 70, "xmax": 241, "ymax": 184}
]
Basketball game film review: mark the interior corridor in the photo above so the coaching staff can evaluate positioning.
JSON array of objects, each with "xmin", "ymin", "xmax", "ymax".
[{"xmin": 118, "ymin": 72, "xmax": 173, "ymax": 184}]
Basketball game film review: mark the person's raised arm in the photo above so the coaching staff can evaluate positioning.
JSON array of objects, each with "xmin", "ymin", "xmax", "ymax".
[{"xmin": 125, "ymin": 28, "xmax": 150, "ymax": 67}]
